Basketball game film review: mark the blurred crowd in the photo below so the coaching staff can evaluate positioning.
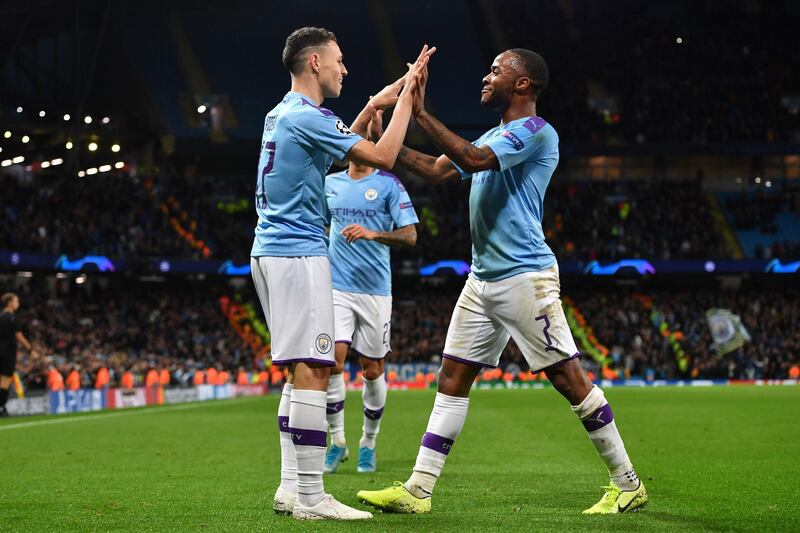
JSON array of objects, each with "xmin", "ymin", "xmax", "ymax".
[
  {"xmin": 5, "ymin": 169, "xmax": 800, "ymax": 264},
  {"xmin": 5, "ymin": 278, "xmax": 799, "ymax": 392},
  {"xmin": 0, "ymin": 173, "xmax": 195, "ymax": 259},
  {"xmin": 571, "ymin": 285, "xmax": 800, "ymax": 380},
  {"xmin": 726, "ymin": 192, "xmax": 785, "ymax": 232},
  {"xmin": 388, "ymin": 282, "xmax": 800, "ymax": 381},
  {"xmin": 497, "ymin": 0, "xmax": 800, "ymax": 145},
  {"xmin": 11, "ymin": 280, "xmax": 255, "ymax": 391},
  {"xmin": 544, "ymin": 180, "xmax": 728, "ymax": 260},
  {"xmin": 154, "ymin": 172, "xmax": 255, "ymax": 263}
]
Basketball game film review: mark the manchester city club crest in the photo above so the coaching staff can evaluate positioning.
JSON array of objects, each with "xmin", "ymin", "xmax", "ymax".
[
  {"xmin": 364, "ymin": 188, "xmax": 378, "ymax": 201},
  {"xmin": 315, "ymin": 333, "xmax": 333, "ymax": 354}
]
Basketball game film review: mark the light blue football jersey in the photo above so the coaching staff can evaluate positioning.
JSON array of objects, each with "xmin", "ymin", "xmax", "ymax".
[
  {"xmin": 326, "ymin": 169, "xmax": 418, "ymax": 296},
  {"xmin": 251, "ymin": 92, "xmax": 363, "ymax": 257},
  {"xmin": 455, "ymin": 115, "xmax": 559, "ymax": 281}
]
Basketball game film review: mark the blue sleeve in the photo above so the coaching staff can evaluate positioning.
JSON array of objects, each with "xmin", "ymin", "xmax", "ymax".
[
  {"xmin": 387, "ymin": 179, "xmax": 419, "ymax": 228},
  {"xmin": 452, "ymin": 159, "xmax": 471, "ymax": 181},
  {"xmin": 290, "ymin": 110, "xmax": 364, "ymax": 160},
  {"xmin": 482, "ymin": 118, "xmax": 549, "ymax": 172}
]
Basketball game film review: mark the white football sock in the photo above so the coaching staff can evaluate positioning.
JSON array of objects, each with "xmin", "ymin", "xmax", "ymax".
[
  {"xmin": 572, "ymin": 385, "xmax": 639, "ymax": 490},
  {"xmin": 277, "ymin": 383, "xmax": 297, "ymax": 495},
  {"xmin": 289, "ymin": 389, "xmax": 328, "ymax": 507},
  {"xmin": 405, "ymin": 392, "xmax": 469, "ymax": 499},
  {"xmin": 360, "ymin": 373, "xmax": 387, "ymax": 449},
  {"xmin": 326, "ymin": 373, "xmax": 346, "ymax": 447}
]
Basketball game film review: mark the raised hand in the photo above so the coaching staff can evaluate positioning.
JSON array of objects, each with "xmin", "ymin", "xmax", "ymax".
[
  {"xmin": 370, "ymin": 77, "xmax": 406, "ymax": 110},
  {"xmin": 368, "ymin": 109, "xmax": 385, "ymax": 141},
  {"xmin": 410, "ymin": 63, "xmax": 429, "ymax": 116},
  {"xmin": 369, "ymin": 44, "xmax": 435, "ymax": 110},
  {"xmin": 402, "ymin": 45, "xmax": 435, "ymax": 114},
  {"xmin": 404, "ymin": 45, "xmax": 435, "ymax": 90}
]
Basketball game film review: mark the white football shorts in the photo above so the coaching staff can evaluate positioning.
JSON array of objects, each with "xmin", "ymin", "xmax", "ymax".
[
  {"xmin": 332, "ymin": 288, "xmax": 392, "ymax": 359},
  {"xmin": 443, "ymin": 265, "xmax": 579, "ymax": 372},
  {"xmin": 250, "ymin": 255, "xmax": 335, "ymax": 366}
]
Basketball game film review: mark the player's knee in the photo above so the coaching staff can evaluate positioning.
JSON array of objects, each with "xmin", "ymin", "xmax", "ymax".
[
  {"xmin": 362, "ymin": 361, "xmax": 383, "ymax": 381},
  {"xmin": 363, "ymin": 368, "xmax": 379, "ymax": 381},
  {"xmin": 293, "ymin": 363, "xmax": 330, "ymax": 389},
  {"xmin": 436, "ymin": 363, "xmax": 472, "ymax": 397},
  {"xmin": 547, "ymin": 359, "xmax": 593, "ymax": 404}
]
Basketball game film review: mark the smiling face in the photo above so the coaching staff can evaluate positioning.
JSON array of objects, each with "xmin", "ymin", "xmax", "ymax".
[
  {"xmin": 314, "ymin": 40, "xmax": 348, "ymax": 99},
  {"xmin": 481, "ymin": 51, "xmax": 526, "ymax": 111}
]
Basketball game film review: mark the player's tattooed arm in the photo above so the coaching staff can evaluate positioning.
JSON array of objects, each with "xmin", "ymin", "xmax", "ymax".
[
  {"xmin": 414, "ymin": 111, "xmax": 498, "ymax": 173},
  {"xmin": 367, "ymin": 105, "xmax": 456, "ymax": 184},
  {"xmin": 408, "ymin": 62, "xmax": 497, "ymax": 173},
  {"xmin": 340, "ymin": 223, "xmax": 417, "ymax": 247},
  {"xmin": 397, "ymin": 146, "xmax": 460, "ymax": 184}
]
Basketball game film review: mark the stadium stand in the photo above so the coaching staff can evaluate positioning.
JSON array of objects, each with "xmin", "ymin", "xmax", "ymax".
[
  {"xmin": 6, "ymin": 274, "xmax": 798, "ymax": 391},
  {"xmin": 5, "ymin": 170, "xmax": 797, "ymax": 262},
  {"xmin": 10, "ymin": 279, "xmax": 254, "ymax": 390},
  {"xmin": 2, "ymin": 0, "xmax": 799, "ymax": 393}
]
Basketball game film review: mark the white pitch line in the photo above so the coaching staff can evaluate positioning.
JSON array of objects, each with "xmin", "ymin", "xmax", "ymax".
[{"xmin": 0, "ymin": 396, "xmax": 263, "ymax": 431}]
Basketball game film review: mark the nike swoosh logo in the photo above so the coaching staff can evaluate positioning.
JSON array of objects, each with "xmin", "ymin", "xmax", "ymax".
[{"xmin": 617, "ymin": 491, "xmax": 642, "ymax": 512}]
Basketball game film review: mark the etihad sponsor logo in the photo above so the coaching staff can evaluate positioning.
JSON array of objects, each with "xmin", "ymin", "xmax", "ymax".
[{"xmin": 330, "ymin": 207, "xmax": 378, "ymax": 217}]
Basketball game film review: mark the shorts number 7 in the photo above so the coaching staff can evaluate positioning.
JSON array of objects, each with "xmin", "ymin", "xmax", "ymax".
[{"xmin": 535, "ymin": 314, "xmax": 555, "ymax": 351}]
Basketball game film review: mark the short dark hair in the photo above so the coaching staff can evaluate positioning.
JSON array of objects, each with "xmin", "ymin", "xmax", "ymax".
[
  {"xmin": 508, "ymin": 48, "xmax": 549, "ymax": 97},
  {"xmin": 282, "ymin": 27, "xmax": 338, "ymax": 74},
  {"xmin": 1, "ymin": 292, "xmax": 17, "ymax": 308}
]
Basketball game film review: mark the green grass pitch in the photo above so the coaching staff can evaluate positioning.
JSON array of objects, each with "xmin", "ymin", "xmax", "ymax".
[{"xmin": 1, "ymin": 386, "xmax": 798, "ymax": 531}]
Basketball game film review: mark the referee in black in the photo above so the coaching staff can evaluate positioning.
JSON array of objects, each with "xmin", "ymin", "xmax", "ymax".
[{"xmin": 1, "ymin": 292, "xmax": 38, "ymax": 416}]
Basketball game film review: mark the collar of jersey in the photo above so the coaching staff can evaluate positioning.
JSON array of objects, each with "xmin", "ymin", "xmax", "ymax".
[
  {"xmin": 283, "ymin": 90, "xmax": 316, "ymax": 105},
  {"xmin": 500, "ymin": 114, "xmax": 549, "ymax": 131},
  {"xmin": 344, "ymin": 169, "xmax": 380, "ymax": 182}
]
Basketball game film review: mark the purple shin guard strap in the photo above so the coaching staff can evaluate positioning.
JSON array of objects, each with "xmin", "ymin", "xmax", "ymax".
[
  {"xmin": 278, "ymin": 416, "xmax": 290, "ymax": 433},
  {"xmin": 326, "ymin": 400, "xmax": 345, "ymax": 415},
  {"xmin": 289, "ymin": 426, "xmax": 328, "ymax": 447},
  {"xmin": 421, "ymin": 432, "xmax": 455, "ymax": 455},
  {"xmin": 582, "ymin": 403, "xmax": 614, "ymax": 432},
  {"xmin": 364, "ymin": 406, "xmax": 384, "ymax": 420}
]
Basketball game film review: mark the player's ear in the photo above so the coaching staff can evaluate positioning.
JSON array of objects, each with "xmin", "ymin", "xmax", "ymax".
[
  {"xmin": 515, "ymin": 76, "xmax": 531, "ymax": 94},
  {"xmin": 309, "ymin": 52, "xmax": 321, "ymax": 74}
]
